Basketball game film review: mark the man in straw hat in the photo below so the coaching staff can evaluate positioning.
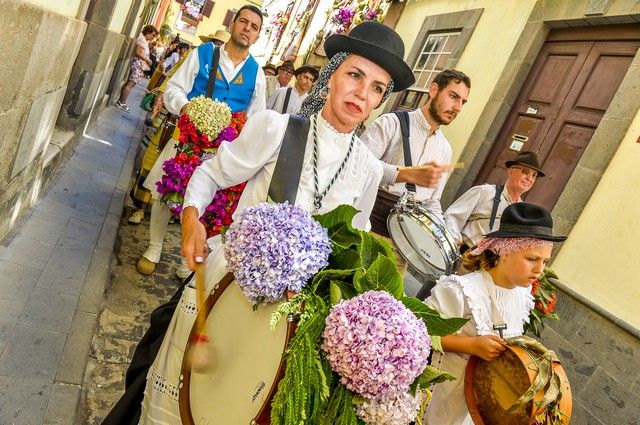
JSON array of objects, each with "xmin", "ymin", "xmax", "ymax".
[
  {"xmin": 265, "ymin": 60, "xmax": 295, "ymax": 99},
  {"xmin": 119, "ymin": 21, "xmax": 415, "ymax": 423},
  {"xmin": 198, "ymin": 28, "xmax": 231, "ymax": 46},
  {"xmin": 445, "ymin": 150, "xmax": 545, "ymax": 252},
  {"xmin": 267, "ymin": 64, "xmax": 319, "ymax": 114},
  {"xmin": 135, "ymin": 4, "xmax": 267, "ymax": 280},
  {"xmin": 362, "ymin": 69, "xmax": 471, "ymax": 239}
]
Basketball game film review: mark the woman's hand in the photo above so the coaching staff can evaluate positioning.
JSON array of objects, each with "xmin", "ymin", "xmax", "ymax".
[
  {"xmin": 181, "ymin": 206, "xmax": 208, "ymax": 270},
  {"xmin": 471, "ymin": 335, "xmax": 506, "ymax": 361}
]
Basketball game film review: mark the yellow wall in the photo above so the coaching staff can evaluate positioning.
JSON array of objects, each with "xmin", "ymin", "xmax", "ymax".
[
  {"xmin": 174, "ymin": 0, "xmax": 263, "ymax": 46},
  {"xmin": 393, "ymin": 0, "xmax": 537, "ymax": 161},
  {"xmin": 21, "ymin": 0, "xmax": 82, "ymax": 17},
  {"xmin": 553, "ymin": 110, "xmax": 640, "ymax": 329}
]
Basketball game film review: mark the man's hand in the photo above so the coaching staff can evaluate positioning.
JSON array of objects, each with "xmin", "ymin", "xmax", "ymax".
[
  {"xmin": 181, "ymin": 206, "xmax": 208, "ymax": 271},
  {"xmin": 396, "ymin": 161, "xmax": 452, "ymax": 188},
  {"xmin": 180, "ymin": 102, "xmax": 190, "ymax": 115}
]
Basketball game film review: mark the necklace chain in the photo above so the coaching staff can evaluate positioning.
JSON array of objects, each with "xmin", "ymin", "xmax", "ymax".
[{"xmin": 311, "ymin": 115, "xmax": 356, "ymax": 211}]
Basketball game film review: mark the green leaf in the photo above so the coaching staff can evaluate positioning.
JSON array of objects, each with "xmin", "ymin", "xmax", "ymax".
[
  {"xmin": 331, "ymin": 248, "xmax": 361, "ymax": 270},
  {"xmin": 409, "ymin": 365, "xmax": 456, "ymax": 394},
  {"xmin": 543, "ymin": 267, "xmax": 559, "ymax": 280},
  {"xmin": 332, "ymin": 280, "xmax": 358, "ymax": 300},
  {"xmin": 358, "ymin": 232, "xmax": 394, "ymax": 269},
  {"xmin": 401, "ymin": 296, "xmax": 468, "ymax": 336},
  {"xmin": 330, "ymin": 280, "xmax": 343, "ymax": 305},
  {"xmin": 327, "ymin": 222, "xmax": 362, "ymax": 250},
  {"xmin": 314, "ymin": 204, "xmax": 359, "ymax": 230},
  {"xmin": 354, "ymin": 255, "xmax": 403, "ymax": 299},
  {"xmin": 312, "ymin": 269, "xmax": 355, "ymax": 293},
  {"xmin": 430, "ymin": 335, "xmax": 443, "ymax": 352}
]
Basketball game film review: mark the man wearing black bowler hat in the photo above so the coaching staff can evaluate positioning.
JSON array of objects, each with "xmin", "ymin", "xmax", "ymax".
[{"xmin": 445, "ymin": 150, "xmax": 545, "ymax": 252}]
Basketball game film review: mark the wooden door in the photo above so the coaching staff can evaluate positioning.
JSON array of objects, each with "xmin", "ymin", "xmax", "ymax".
[{"xmin": 475, "ymin": 28, "xmax": 640, "ymax": 210}]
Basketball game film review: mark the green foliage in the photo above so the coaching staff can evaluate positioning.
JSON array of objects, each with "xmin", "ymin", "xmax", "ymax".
[
  {"xmin": 269, "ymin": 205, "xmax": 467, "ymax": 424},
  {"xmin": 409, "ymin": 365, "xmax": 456, "ymax": 395},
  {"xmin": 401, "ymin": 296, "xmax": 468, "ymax": 336}
]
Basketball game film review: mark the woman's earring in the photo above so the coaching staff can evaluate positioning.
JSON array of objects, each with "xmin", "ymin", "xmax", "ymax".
[{"xmin": 319, "ymin": 86, "xmax": 329, "ymax": 100}]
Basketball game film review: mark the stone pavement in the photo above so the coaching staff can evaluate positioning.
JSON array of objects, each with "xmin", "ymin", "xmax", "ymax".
[{"xmin": 0, "ymin": 85, "xmax": 147, "ymax": 424}]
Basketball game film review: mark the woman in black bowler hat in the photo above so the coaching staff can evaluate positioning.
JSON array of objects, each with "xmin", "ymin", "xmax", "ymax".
[
  {"xmin": 424, "ymin": 202, "xmax": 566, "ymax": 424},
  {"xmin": 105, "ymin": 21, "xmax": 416, "ymax": 424}
]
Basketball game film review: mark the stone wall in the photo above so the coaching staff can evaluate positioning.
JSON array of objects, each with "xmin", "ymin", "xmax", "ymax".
[
  {"xmin": 0, "ymin": 0, "xmax": 86, "ymax": 238},
  {"xmin": 541, "ymin": 283, "xmax": 640, "ymax": 424}
]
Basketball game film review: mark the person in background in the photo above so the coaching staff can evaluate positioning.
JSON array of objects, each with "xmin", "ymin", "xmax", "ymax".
[
  {"xmin": 265, "ymin": 60, "xmax": 295, "ymax": 99},
  {"xmin": 445, "ymin": 151, "xmax": 544, "ymax": 253},
  {"xmin": 115, "ymin": 25, "xmax": 159, "ymax": 112},
  {"xmin": 198, "ymin": 29, "xmax": 231, "ymax": 47},
  {"xmin": 267, "ymin": 64, "xmax": 319, "ymax": 114},
  {"xmin": 135, "ymin": 5, "xmax": 266, "ymax": 279},
  {"xmin": 424, "ymin": 202, "xmax": 566, "ymax": 424},
  {"xmin": 262, "ymin": 63, "xmax": 277, "ymax": 76}
]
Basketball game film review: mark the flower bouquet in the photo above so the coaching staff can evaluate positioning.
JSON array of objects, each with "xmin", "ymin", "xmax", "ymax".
[
  {"xmin": 224, "ymin": 203, "xmax": 468, "ymax": 425},
  {"xmin": 156, "ymin": 96, "xmax": 248, "ymax": 238},
  {"xmin": 332, "ymin": 6, "xmax": 356, "ymax": 34},
  {"xmin": 523, "ymin": 267, "xmax": 561, "ymax": 338}
]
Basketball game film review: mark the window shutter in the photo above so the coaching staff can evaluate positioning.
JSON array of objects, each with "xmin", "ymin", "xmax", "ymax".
[
  {"xmin": 223, "ymin": 9, "xmax": 236, "ymax": 27},
  {"xmin": 202, "ymin": 0, "xmax": 215, "ymax": 17}
]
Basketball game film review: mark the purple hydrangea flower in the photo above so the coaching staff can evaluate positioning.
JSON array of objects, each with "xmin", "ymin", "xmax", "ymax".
[
  {"xmin": 223, "ymin": 203, "xmax": 331, "ymax": 304},
  {"xmin": 322, "ymin": 291, "xmax": 431, "ymax": 399}
]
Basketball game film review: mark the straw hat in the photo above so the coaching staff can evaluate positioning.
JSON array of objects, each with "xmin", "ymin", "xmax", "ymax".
[{"xmin": 199, "ymin": 29, "xmax": 231, "ymax": 44}]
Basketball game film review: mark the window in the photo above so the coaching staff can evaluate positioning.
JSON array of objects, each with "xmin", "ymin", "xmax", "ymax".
[
  {"xmin": 389, "ymin": 9, "xmax": 483, "ymax": 112},
  {"xmin": 397, "ymin": 31, "xmax": 460, "ymax": 110}
]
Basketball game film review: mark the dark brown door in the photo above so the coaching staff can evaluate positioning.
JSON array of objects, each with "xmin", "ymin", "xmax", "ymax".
[{"xmin": 475, "ymin": 27, "xmax": 640, "ymax": 210}]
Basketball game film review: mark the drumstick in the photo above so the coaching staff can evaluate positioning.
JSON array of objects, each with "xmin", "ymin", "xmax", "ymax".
[
  {"xmin": 399, "ymin": 162, "xmax": 464, "ymax": 171},
  {"xmin": 187, "ymin": 263, "xmax": 215, "ymax": 373}
]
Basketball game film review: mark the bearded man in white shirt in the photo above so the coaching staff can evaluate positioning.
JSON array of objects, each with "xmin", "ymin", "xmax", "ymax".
[
  {"xmin": 136, "ymin": 4, "xmax": 267, "ymax": 278},
  {"xmin": 267, "ymin": 64, "xmax": 319, "ymax": 114},
  {"xmin": 361, "ymin": 69, "xmax": 471, "ymax": 236}
]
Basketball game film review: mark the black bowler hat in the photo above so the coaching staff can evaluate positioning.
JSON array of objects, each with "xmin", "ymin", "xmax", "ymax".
[
  {"xmin": 485, "ymin": 203, "xmax": 566, "ymax": 242},
  {"xmin": 295, "ymin": 65, "xmax": 319, "ymax": 80},
  {"xmin": 324, "ymin": 22, "xmax": 415, "ymax": 92},
  {"xmin": 505, "ymin": 151, "xmax": 545, "ymax": 177}
]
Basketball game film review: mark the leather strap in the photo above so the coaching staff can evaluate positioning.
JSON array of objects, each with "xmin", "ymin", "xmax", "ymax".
[
  {"xmin": 282, "ymin": 87, "xmax": 293, "ymax": 113},
  {"xmin": 267, "ymin": 115, "xmax": 311, "ymax": 204},
  {"xmin": 205, "ymin": 45, "xmax": 221, "ymax": 99},
  {"xmin": 393, "ymin": 111, "xmax": 415, "ymax": 193},
  {"xmin": 489, "ymin": 184, "xmax": 505, "ymax": 230}
]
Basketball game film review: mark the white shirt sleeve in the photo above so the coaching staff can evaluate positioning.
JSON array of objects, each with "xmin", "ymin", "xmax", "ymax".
[
  {"xmin": 183, "ymin": 110, "xmax": 284, "ymax": 217},
  {"xmin": 246, "ymin": 67, "xmax": 267, "ymax": 117},
  {"xmin": 163, "ymin": 48, "xmax": 199, "ymax": 115},
  {"xmin": 424, "ymin": 276, "xmax": 466, "ymax": 320},
  {"xmin": 360, "ymin": 114, "xmax": 401, "ymax": 186},
  {"xmin": 352, "ymin": 153, "xmax": 384, "ymax": 231},
  {"xmin": 266, "ymin": 87, "xmax": 284, "ymax": 111},
  {"xmin": 444, "ymin": 185, "xmax": 485, "ymax": 244}
]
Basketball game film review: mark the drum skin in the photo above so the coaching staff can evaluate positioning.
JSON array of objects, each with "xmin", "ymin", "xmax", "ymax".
[
  {"xmin": 179, "ymin": 273, "xmax": 296, "ymax": 425},
  {"xmin": 464, "ymin": 345, "xmax": 572, "ymax": 425},
  {"xmin": 387, "ymin": 204, "xmax": 459, "ymax": 280}
]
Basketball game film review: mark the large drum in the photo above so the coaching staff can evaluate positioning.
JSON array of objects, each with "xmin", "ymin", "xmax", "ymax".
[
  {"xmin": 179, "ymin": 273, "xmax": 296, "ymax": 425},
  {"xmin": 387, "ymin": 193, "xmax": 460, "ymax": 281},
  {"xmin": 464, "ymin": 342, "xmax": 572, "ymax": 425}
]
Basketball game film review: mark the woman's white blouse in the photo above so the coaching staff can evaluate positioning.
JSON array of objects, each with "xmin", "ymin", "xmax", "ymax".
[{"xmin": 184, "ymin": 110, "xmax": 384, "ymax": 231}]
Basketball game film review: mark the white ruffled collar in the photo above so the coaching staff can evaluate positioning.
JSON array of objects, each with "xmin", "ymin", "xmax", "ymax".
[{"xmin": 316, "ymin": 112, "xmax": 356, "ymax": 143}]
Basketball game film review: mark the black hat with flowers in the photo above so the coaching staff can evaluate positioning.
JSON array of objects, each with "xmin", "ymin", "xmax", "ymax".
[
  {"xmin": 484, "ymin": 202, "xmax": 566, "ymax": 242},
  {"xmin": 324, "ymin": 21, "xmax": 415, "ymax": 92}
]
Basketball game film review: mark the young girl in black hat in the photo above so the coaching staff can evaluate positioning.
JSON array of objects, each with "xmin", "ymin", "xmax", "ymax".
[{"xmin": 424, "ymin": 202, "xmax": 566, "ymax": 425}]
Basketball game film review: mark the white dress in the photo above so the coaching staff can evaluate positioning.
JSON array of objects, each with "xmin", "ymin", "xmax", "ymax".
[
  {"xmin": 138, "ymin": 110, "xmax": 383, "ymax": 424},
  {"xmin": 423, "ymin": 271, "xmax": 534, "ymax": 425}
]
